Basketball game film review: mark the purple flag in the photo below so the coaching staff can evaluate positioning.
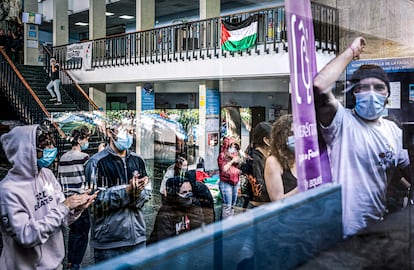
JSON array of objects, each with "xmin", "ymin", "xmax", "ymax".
[{"xmin": 285, "ymin": 0, "xmax": 332, "ymax": 191}]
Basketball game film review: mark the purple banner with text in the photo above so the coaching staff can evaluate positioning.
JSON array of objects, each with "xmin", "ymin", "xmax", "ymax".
[{"xmin": 285, "ymin": 0, "xmax": 332, "ymax": 191}]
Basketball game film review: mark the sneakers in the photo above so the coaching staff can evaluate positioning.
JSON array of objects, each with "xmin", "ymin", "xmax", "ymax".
[
  {"xmin": 49, "ymin": 97, "xmax": 57, "ymax": 101},
  {"xmin": 54, "ymin": 102, "xmax": 62, "ymax": 105}
]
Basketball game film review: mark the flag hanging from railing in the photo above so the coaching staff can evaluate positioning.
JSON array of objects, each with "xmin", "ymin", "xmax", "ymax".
[{"xmin": 221, "ymin": 15, "xmax": 258, "ymax": 51}]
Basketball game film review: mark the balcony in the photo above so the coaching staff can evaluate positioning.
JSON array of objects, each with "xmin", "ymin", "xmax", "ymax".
[{"xmin": 53, "ymin": 3, "xmax": 338, "ymax": 84}]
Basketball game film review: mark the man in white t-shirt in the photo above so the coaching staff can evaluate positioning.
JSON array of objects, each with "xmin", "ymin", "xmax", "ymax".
[{"xmin": 313, "ymin": 37, "xmax": 413, "ymax": 238}]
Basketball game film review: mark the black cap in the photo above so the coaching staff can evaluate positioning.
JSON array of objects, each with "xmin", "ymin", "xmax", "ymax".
[{"xmin": 351, "ymin": 64, "xmax": 390, "ymax": 93}]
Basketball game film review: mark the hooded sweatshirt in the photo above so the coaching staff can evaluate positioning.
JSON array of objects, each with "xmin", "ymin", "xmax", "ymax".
[{"xmin": 0, "ymin": 125, "xmax": 79, "ymax": 270}]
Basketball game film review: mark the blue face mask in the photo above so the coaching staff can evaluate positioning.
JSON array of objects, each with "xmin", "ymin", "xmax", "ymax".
[
  {"xmin": 286, "ymin": 135, "xmax": 295, "ymax": 152},
  {"xmin": 37, "ymin": 147, "xmax": 58, "ymax": 168},
  {"xmin": 113, "ymin": 134, "xmax": 133, "ymax": 151},
  {"xmin": 80, "ymin": 142, "xmax": 89, "ymax": 151},
  {"xmin": 354, "ymin": 91, "xmax": 387, "ymax": 120}
]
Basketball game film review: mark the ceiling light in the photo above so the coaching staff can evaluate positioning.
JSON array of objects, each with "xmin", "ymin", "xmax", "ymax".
[
  {"xmin": 75, "ymin": 22, "xmax": 89, "ymax": 26},
  {"xmin": 119, "ymin": 15, "xmax": 134, "ymax": 20},
  {"xmin": 105, "ymin": 12, "xmax": 114, "ymax": 16}
]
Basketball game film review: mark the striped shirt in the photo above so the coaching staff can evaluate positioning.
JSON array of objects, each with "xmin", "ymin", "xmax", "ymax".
[{"xmin": 58, "ymin": 149, "xmax": 90, "ymax": 196}]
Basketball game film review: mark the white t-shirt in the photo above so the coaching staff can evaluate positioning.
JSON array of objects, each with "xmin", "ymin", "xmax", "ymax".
[
  {"xmin": 320, "ymin": 103, "xmax": 409, "ymax": 237},
  {"xmin": 159, "ymin": 165, "xmax": 175, "ymax": 195}
]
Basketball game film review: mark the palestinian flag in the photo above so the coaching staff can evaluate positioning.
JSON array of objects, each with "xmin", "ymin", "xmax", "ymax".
[{"xmin": 221, "ymin": 15, "xmax": 258, "ymax": 52}]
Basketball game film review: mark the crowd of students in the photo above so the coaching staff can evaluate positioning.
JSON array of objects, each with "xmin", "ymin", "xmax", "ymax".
[{"xmin": 0, "ymin": 35, "xmax": 412, "ymax": 269}]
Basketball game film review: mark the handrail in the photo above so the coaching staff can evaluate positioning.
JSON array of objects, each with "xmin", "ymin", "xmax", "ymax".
[
  {"xmin": 42, "ymin": 45, "xmax": 100, "ymax": 111},
  {"xmin": 0, "ymin": 47, "xmax": 66, "ymax": 139}
]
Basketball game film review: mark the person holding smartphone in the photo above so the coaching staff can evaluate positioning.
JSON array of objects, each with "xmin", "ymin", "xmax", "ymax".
[
  {"xmin": 46, "ymin": 58, "xmax": 62, "ymax": 105},
  {"xmin": 84, "ymin": 123, "xmax": 150, "ymax": 263}
]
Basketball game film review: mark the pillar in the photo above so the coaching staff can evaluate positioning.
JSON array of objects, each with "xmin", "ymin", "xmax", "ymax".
[
  {"xmin": 135, "ymin": 84, "xmax": 143, "ymax": 155},
  {"xmin": 23, "ymin": 0, "xmax": 39, "ymax": 65},
  {"xmin": 136, "ymin": 0, "xmax": 155, "ymax": 31},
  {"xmin": 88, "ymin": 0, "xmax": 106, "ymax": 123},
  {"xmin": 199, "ymin": 81, "xmax": 220, "ymax": 171},
  {"xmin": 199, "ymin": 0, "xmax": 220, "ymax": 55},
  {"xmin": 200, "ymin": 0, "xmax": 220, "ymax": 19},
  {"xmin": 53, "ymin": 0, "xmax": 68, "ymax": 46},
  {"xmin": 89, "ymin": 85, "xmax": 106, "ymax": 111},
  {"xmin": 135, "ymin": 0, "xmax": 155, "ymax": 159},
  {"xmin": 89, "ymin": 0, "xmax": 106, "ymax": 40}
]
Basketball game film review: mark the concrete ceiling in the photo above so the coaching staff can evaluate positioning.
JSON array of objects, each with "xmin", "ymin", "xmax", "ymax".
[{"xmin": 39, "ymin": 0, "xmax": 279, "ymax": 39}]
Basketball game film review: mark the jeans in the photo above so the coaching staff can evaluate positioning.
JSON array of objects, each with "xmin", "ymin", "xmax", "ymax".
[
  {"xmin": 67, "ymin": 210, "xmax": 90, "ymax": 266},
  {"xmin": 46, "ymin": 79, "xmax": 61, "ymax": 102},
  {"xmin": 94, "ymin": 242, "xmax": 146, "ymax": 263},
  {"xmin": 219, "ymin": 181, "xmax": 240, "ymax": 219}
]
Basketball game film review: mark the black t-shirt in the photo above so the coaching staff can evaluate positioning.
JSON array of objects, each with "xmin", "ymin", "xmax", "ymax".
[
  {"xmin": 249, "ymin": 149, "xmax": 271, "ymax": 203},
  {"xmin": 51, "ymin": 64, "xmax": 60, "ymax": 81}
]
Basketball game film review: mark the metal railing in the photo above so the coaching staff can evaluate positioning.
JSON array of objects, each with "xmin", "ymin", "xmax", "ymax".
[
  {"xmin": 53, "ymin": 3, "xmax": 338, "ymax": 70},
  {"xmin": 0, "ymin": 47, "xmax": 66, "ymax": 138}
]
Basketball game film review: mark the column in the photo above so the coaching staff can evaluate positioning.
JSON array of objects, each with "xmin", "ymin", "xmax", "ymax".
[
  {"xmin": 23, "ymin": 0, "xmax": 39, "ymax": 65},
  {"xmin": 199, "ymin": 0, "xmax": 220, "ymax": 54},
  {"xmin": 135, "ymin": 0, "xmax": 155, "ymax": 73},
  {"xmin": 89, "ymin": 0, "xmax": 106, "ymax": 40},
  {"xmin": 136, "ymin": 0, "xmax": 155, "ymax": 31},
  {"xmin": 89, "ymin": 0, "xmax": 106, "ymax": 122},
  {"xmin": 89, "ymin": 85, "xmax": 106, "ymax": 111},
  {"xmin": 199, "ymin": 80, "xmax": 220, "ymax": 171},
  {"xmin": 53, "ymin": 0, "xmax": 68, "ymax": 46},
  {"xmin": 135, "ymin": 0, "xmax": 155, "ymax": 158},
  {"xmin": 135, "ymin": 84, "xmax": 143, "ymax": 155},
  {"xmin": 200, "ymin": 0, "xmax": 220, "ymax": 19}
]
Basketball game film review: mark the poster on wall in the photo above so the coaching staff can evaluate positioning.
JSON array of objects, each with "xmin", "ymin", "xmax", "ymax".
[
  {"xmin": 141, "ymin": 87, "xmax": 155, "ymax": 111},
  {"xmin": 206, "ymin": 89, "xmax": 220, "ymax": 117}
]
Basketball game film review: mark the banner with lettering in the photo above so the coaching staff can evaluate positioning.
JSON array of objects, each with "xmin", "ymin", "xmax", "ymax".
[
  {"xmin": 285, "ymin": 0, "xmax": 332, "ymax": 191},
  {"xmin": 66, "ymin": 42, "xmax": 92, "ymax": 70}
]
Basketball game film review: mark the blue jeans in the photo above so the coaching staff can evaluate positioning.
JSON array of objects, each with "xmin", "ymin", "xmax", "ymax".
[
  {"xmin": 67, "ymin": 210, "xmax": 90, "ymax": 266},
  {"xmin": 94, "ymin": 242, "xmax": 146, "ymax": 263},
  {"xmin": 46, "ymin": 79, "xmax": 61, "ymax": 102},
  {"xmin": 219, "ymin": 181, "xmax": 240, "ymax": 219}
]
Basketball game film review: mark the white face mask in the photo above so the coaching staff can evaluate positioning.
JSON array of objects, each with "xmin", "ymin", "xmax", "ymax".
[
  {"xmin": 354, "ymin": 91, "xmax": 387, "ymax": 120},
  {"xmin": 286, "ymin": 135, "xmax": 295, "ymax": 152}
]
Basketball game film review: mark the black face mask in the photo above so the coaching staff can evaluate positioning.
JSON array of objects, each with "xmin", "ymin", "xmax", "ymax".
[{"xmin": 176, "ymin": 196, "xmax": 193, "ymax": 208}]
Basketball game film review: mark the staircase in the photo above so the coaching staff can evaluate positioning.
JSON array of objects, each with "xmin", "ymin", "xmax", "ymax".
[
  {"xmin": 11, "ymin": 64, "xmax": 105, "ymax": 156},
  {"xmin": 15, "ymin": 64, "xmax": 79, "ymax": 113}
]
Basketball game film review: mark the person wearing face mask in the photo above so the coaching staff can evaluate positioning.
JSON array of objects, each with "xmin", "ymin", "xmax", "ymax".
[
  {"xmin": 313, "ymin": 37, "xmax": 412, "ymax": 238},
  {"xmin": 149, "ymin": 176, "xmax": 203, "ymax": 244},
  {"xmin": 159, "ymin": 156, "xmax": 188, "ymax": 200},
  {"xmin": 264, "ymin": 115, "xmax": 298, "ymax": 202},
  {"xmin": 84, "ymin": 124, "xmax": 150, "ymax": 263},
  {"xmin": 57, "ymin": 126, "xmax": 91, "ymax": 270},
  {"xmin": 218, "ymin": 137, "xmax": 241, "ymax": 219},
  {"xmin": 245, "ymin": 121, "xmax": 273, "ymax": 208},
  {"xmin": 0, "ymin": 125, "xmax": 97, "ymax": 270}
]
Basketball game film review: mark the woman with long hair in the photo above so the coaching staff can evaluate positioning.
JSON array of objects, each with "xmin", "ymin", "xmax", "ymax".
[{"xmin": 264, "ymin": 115, "xmax": 298, "ymax": 201}]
